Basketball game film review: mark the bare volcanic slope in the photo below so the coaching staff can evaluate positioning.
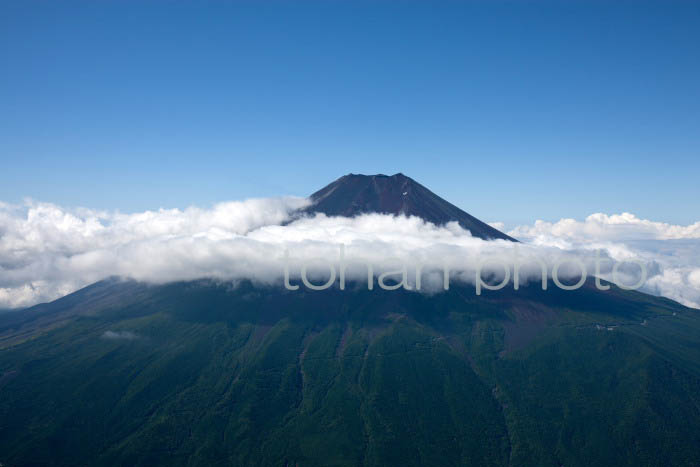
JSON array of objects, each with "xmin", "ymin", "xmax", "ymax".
[{"xmin": 303, "ymin": 173, "xmax": 516, "ymax": 241}]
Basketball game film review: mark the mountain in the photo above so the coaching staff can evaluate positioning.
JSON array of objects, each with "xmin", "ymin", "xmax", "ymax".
[
  {"xmin": 1, "ymin": 176, "xmax": 700, "ymax": 466},
  {"xmin": 304, "ymin": 173, "xmax": 516, "ymax": 241}
]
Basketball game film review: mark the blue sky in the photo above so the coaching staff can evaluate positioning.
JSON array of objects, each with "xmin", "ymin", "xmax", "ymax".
[{"xmin": 1, "ymin": 0, "xmax": 699, "ymax": 227}]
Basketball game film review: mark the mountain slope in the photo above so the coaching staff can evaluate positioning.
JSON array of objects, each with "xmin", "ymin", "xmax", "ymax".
[
  {"xmin": 1, "ymin": 278, "xmax": 700, "ymax": 466},
  {"xmin": 304, "ymin": 173, "xmax": 516, "ymax": 241}
]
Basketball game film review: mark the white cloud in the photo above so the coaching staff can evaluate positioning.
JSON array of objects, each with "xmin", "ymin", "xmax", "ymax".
[
  {"xmin": 509, "ymin": 215, "xmax": 700, "ymax": 309},
  {"xmin": 509, "ymin": 212, "xmax": 700, "ymax": 243},
  {"xmin": 0, "ymin": 197, "xmax": 309, "ymax": 307},
  {"xmin": 488, "ymin": 221, "xmax": 506, "ymax": 231},
  {"xmin": 0, "ymin": 199, "xmax": 699, "ymax": 310},
  {"xmin": 690, "ymin": 269, "xmax": 700, "ymax": 289}
]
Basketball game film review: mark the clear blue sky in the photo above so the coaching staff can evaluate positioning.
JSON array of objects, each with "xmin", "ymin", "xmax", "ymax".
[{"xmin": 1, "ymin": 1, "xmax": 699, "ymax": 227}]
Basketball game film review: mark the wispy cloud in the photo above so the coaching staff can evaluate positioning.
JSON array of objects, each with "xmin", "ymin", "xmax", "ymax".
[{"xmin": 102, "ymin": 330, "xmax": 139, "ymax": 340}]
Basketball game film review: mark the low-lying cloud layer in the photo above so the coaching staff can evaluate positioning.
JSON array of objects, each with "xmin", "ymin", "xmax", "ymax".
[
  {"xmin": 508, "ymin": 213, "xmax": 700, "ymax": 242},
  {"xmin": 1, "ymin": 198, "xmax": 699, "ymax": 309},
  {"xmin": 506, "ymin": 214, "xmax": 700, "ymax": 308}
]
